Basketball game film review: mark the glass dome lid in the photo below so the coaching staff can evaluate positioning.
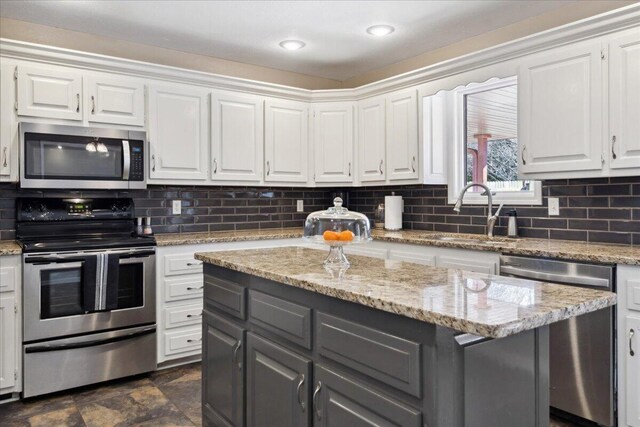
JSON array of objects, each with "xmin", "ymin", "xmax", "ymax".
[{"xmin": 303, "ymin": 197, "xmax": 372, "ymax": 244}]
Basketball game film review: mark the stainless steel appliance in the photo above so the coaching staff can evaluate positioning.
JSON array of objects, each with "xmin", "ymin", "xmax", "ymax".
[
  {"xmin": 19, "ymin": 123, "xmax": 146, "ymax": 189},
  {"xmin": 17, "ymin": 197, "xmax": 157, "ymax": 397},
  {"xmin": 500, "ymin": 255, "xmax": 615, "ymax": 427}
]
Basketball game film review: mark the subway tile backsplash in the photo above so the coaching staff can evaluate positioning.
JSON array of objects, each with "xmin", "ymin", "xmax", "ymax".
[{"xmin": 1, "ymin": 177, "xmax": 638, "ymax": 245}]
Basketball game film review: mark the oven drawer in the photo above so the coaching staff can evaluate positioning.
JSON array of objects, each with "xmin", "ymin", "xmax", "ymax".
[
  {"xmin": 164, "ymin": 253, "xmax": 204, "ymax": 276},
  {"xmin": 164, "ymin": 303, "xmax": 203, "ymax": 329},
  {"xmin": 164, "ymin": 327, "xmax": 202, "ymax": 356},
  {"xmin": 164, "ymin": 275, "xmax": 204, "ymax": 302}
]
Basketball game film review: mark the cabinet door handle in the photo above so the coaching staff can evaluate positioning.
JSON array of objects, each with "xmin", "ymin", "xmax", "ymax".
[
  {"xmin": 152, "ymin": 154, "xmax": 156, "ymax": 172},
  {"xmin": 411, "ymin": 156, "xmax": 416, "ymax": 172},
  {"xmin": 348, "ymin": 162, "xmax": 351, "ymax": 177},
  {"xmin": 612, "ymin": 135, "xmax": 617, "ymax": 160},
  {"xmin": 186, "ymin": 286, "xmax": 203, "ymax": 291},
  {"xmin": 296, "ymin": 374, "xmax": 306, "ymax": 411},
  {"xmin": 521, "ymin": 145, "xmax": 527, "ymax": 166},
  {"xmin": 186, "ymin": 261, "xmax": 202, "ymax": 266},
  {"xmin": 186, "ymin": 338, "xmax": 202, "ymax": 343},
  {"xmin": 266, "ymin": 160, "xmax": 270, "ymax": 176},
  {"xmin": 91, "ymin": 95, "xmax": 95, "ymax": 114},
  {"xmin": 213, "ymin": 158, "xmax": 217, "ymax": 174},
  {"xmin": 232, "ymin": 341, "xmax": 242, "ymax": 370},
  {"xmin": 76, "ymin": 93, "xmax": 80, "ymax": 113},
  {"xmin": 2, "ymin": 147, "xmax": 7, "ymax": 168},
  {"xmin": 312, "ymin": 381, "xmax": 322, "ymax": 420},
  {"xmin": 379, "ymin": 159, "xmax": 384, "ymax": 175},
  {"xmin": 631, "ymin": 329, "xmax": 636, "ymax": 357}
]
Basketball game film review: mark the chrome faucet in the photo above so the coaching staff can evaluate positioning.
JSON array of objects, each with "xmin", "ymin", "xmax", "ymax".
[{"xmin": 453, "ymin": 183, "xmax": 503, "ymax": 238}]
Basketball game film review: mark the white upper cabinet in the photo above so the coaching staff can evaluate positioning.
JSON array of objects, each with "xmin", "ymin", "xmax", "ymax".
[
  {"xmin": 518, "ymin": 40, "xmax": 604, "ymax": 176},
  {"xmin": 420, "ymin": 90, "xmax": 447, "ymax": 184},
  {"xmin": 148, "ymin": 84, "xmax": 209, "ymax": 181},
  {"xmin": 17, "ymin": 65, "xmax": 83, "ymax": 120},
  {"xmin": 86, "ymin": 76, "xmax": 145, "ymax": 126},
  {"xmin": 313, "ymin": 102, "xmax": 354, "ymax": 183},
  {"xmin": 386, "ymin": 89, "xmax": 419, "ymax": 181},
  {"xmin": 0, "ymin": 63, "xmax": 17, "ymax": 182},
  {"xmin": 358, "ymin": 96, "xmax": 386, "ymax": 183},
  {"xmin": 609, "ymin": 29, "xmax": 640, "ymax": 172},
  {"xmin": 211, "ymin": 90, "xmax": 264, "ymax": 182},
  {"xmin": 264, "ymin": 99, "xmax": 309, "ymax": 183}
]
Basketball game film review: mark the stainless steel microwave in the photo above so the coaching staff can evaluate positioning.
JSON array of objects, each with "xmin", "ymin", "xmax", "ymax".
[{"xmin": 20, "ymin": 123, "xmax": 146, "ymax": 189}]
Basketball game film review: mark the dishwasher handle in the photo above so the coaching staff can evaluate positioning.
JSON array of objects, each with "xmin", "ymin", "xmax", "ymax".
[{"xmin": 500, "ymin": 265, "xmax": 610, "ymax": 288}]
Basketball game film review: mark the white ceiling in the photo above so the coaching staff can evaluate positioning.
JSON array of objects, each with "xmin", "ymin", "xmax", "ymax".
[
  {"xmin": 466, "ymin": 85, "xmax": 518, "ymax": 143},
  {"xmin": 0, "ymin": 0, "xmax": 579, "ymax": 81}
]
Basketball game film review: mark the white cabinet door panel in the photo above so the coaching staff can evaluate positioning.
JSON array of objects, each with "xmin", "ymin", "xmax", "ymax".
[
  {"xmin": 609, "ymin": 30, "xmax": 640, "ymax": 171},
  {"xmin": 626, "ymin": 315, "xmax": 640, "ymax": 427},
  {"xmin": 313, "ymin": 102, "xmax": 354, "ymax": 183},
  {"xmin": 87, "ymin": 76, "xmax": 145, "ymax": 126},
  {"xmin": 358, "ymin": 96, "xmax": 386, "ymax": 182},
  {"xmin": 0, "ymin": 295, "xmax": 16, "ymax": 390},
  {"xmin": 386, "ymin": 89, "xmax": 419, "ymax": 181},
  {"xmin": 421, "ymin": 91, "xmax": 447, "ymax": 184},
  {"xmin": 17, "ymin": 65, "xmax": 82, "ymax": 120},
  {"xmin": 211, "ymin": 91, "xmax": 263, "ymax": 182},
  {"xmin": 148, "ymin": 85, "xmax": 208, "ymax": 180},
  {"xmin": 519, "ymin": 41, "xmax": 603, "ymax": 174},
  {"xmin": 265, "ymin": 99, "xmax": 308, "ymax": 183},
  {"xmin": 0, "ymin": 63, "xmax": 17, "ymax": 181}
]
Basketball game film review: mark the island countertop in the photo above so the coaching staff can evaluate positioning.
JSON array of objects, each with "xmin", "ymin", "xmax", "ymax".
[{"xmin": 195, "ymin": 246, "xmax": 616, "ymax": 339}]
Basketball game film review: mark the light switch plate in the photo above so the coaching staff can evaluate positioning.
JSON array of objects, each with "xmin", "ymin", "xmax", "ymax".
[
  {"xmin": 548, "ymin": 198, "xmax": 559, "ymax": 216},
  {"xmin": 296, "ymin": 200, "xmax": 304, "ymax": 212},
  {"xmin": 172, "ymin": 200, "xmax": 182, "ymax": 215}
]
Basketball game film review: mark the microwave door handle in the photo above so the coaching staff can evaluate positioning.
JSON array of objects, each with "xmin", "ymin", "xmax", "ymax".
[{"xmin": 122, "ymin": 140, "xmax": 130, "ymax": 180}]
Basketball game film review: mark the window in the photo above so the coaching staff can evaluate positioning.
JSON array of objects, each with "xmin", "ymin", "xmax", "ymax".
[{"xmin": 448, "ymin": 76, "xmax": 542, "ymax": 205}]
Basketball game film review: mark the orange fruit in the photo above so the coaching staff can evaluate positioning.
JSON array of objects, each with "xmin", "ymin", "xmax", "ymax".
[
  {"xmin": 323, "ymin": 231, "xmax": 339, "ymax": 241},
  {"xmin": 338, "ymin": 230, "xmax": 354, "ymax": 241}
]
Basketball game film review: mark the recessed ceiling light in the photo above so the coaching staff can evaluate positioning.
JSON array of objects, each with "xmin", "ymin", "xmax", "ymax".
[
  {"xmin": 279, "ymin": 40, "xmax": 306, "ymax": 51},
  {"xmin": 366, "ymin": 25, "xmax": 395, "ymax": 37}
]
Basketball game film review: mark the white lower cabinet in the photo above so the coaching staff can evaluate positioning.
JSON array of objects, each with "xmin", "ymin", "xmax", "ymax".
[
  {"xmin": 0, "ymin": 255, "xmax": 21, "ymax": 395},
  {"xmin": 619, "ymin": 265, "xmax": 640, "ymax": 427}
]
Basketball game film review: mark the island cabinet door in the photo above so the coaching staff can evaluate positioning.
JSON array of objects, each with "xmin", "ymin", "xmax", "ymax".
[
  {"xmin": 312, "ymin": 365, "xmax": 422, "ymax": 427},
  {"xmin": 202, "ymin": 311, "xmax": 245, "ymax": 427},
  {"xmin": 246, "ymin": 332, "xmax": 312, "ymax": 427},
  {"xmin": 627, "ymin": 316, "xmax": 640, "ymax": 427}
]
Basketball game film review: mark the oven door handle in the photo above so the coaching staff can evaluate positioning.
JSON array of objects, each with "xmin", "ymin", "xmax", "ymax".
[{"xmin": 25, "ymin": 326, "xmax": 156, "ymax": 353}]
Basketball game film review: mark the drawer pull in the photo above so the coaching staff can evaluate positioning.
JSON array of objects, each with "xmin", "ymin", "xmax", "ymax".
[
  {"xmin": 186, "ymin": 261, "xmax": 202, "ymax": 266},
  {"xmin": 313, "ymin": 381, "xmax": 322, "ymax": 420},
  {"xmin": 186, "ymin": 312, "xmax": 203, "ymax": 318},
  {"xmin": 232, "ymin": 340, "xmax": 242, "ymax": 371},
  {"xmin": 296, "ymin": 374, "xmax": 306, "ymax": 411},
  {"xmin": 186, "ymin": 286, "xmax": 203, "ymax": 291},
  {"xmin": 631, "ymin": 329, "xmax": 636, "ymax": 357},
  {"xmin": 186, "ymin": 338, "xmax": 202, "ymax": 343}
]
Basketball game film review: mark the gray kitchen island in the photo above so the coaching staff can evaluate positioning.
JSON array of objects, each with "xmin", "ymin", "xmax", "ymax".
[{"xmin": 195, "ymin": 246, "xmax": 616, "ymax": 427}]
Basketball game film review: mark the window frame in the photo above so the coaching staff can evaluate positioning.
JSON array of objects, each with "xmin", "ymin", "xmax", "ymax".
[{"xmin": 447, "ymin": 76, "xmax": 542, "ymax": 206}]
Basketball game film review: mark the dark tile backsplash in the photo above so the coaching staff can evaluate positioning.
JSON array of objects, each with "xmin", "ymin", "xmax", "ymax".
[
  {"xmin": 347, "ymin": 177, "xmax": 640, "ymax": 246},
  {"xmin": 1, "ymin": 177, "xmax": 638, "ymax": 245},
  {"xmin": 0, "ymin": 183, "xmax": 333, "ymax": 240}
]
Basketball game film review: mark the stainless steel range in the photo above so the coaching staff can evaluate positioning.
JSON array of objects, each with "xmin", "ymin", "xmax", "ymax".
[{"xmin": 17, "ymin": 197, "xmax": 157, "ymax": 398}]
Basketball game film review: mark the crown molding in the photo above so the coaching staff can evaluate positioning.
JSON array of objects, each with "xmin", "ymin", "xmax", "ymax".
[{"xmin": 1, "ymin": 3, "xmax": 639, "ymax": 103}]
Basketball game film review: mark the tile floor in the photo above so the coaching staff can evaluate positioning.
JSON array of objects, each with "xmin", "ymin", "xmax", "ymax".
[
  {"xmin": 0, "ymin": 363, "xmax": 201, "ymax": 427},
  {"xmin": 0, "ymin": 361, "xmax": 581, "ymax": 426}
]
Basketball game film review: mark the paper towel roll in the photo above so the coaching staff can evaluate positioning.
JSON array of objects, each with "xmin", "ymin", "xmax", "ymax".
[{"xmin": 384, "ymin": 194, "xmax": 403, "ymax": 230}]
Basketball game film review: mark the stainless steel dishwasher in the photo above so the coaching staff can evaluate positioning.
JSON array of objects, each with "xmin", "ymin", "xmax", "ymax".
[{"xmin": 500, "ymin": 255, "xmax": 615, "ymax": 427}]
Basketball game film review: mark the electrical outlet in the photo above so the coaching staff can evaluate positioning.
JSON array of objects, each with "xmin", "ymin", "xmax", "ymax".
[
  {"xmin": 548, "ymin": 197, "xmax": 559, "ymax": 216},
  {"xmin": 172, "ymin": 200, "xmax": 182, "ymax": 215},
  {"xmin": 296, "ymin": 200, "xmax": 304, "ymax": 212}
]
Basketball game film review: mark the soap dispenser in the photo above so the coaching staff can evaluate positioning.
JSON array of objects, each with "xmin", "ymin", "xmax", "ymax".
[{"xmin": 507, "ymin": 209, "xmax": 518, "ymax": 238}]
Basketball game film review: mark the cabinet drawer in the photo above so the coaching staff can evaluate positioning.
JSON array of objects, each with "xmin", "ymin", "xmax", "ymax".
[
  {"xmin": 164, "ymin": 303, "xmax": 203, "ymax": 329},
  {"xmin": 0, "ymin": 265, "xmax": 16, "ymax": 292},
  {"xmin": 204, "ymin": 275, "xmax": 246, "ymax": 320},
  {"xmin": 164, "ymin": 253, "xmax": 203, "ymax": 276},
  {"xmin": 316, "ymin": 312, "xmax": 421, "ymax": 397},
  {"xmin": 164, "ymin": 328, "xmax": 202, "ymax": 356},
  {"xmin": 164, "ymin": 275, "xmax": 204, "ymax": 302},
  {"xmin": 249, "ymin": 291, "xmax": 312, "ymax": 349},
  {"xmin": 628, "ymin": 279, "xmax": 640, "ymax": 312}
]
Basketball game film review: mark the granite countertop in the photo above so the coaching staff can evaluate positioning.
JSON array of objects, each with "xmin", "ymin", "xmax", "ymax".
[
  {"xmin": 156, "ymin": 227, "xmax": 640, "ymax": 265},
  {"xmin": 0, "ymin": 240, "xmax": 22, "ymax": 256},
  {"xmin": 195, "ymin": 247, "xmax": 616, "ymax": 339}
]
